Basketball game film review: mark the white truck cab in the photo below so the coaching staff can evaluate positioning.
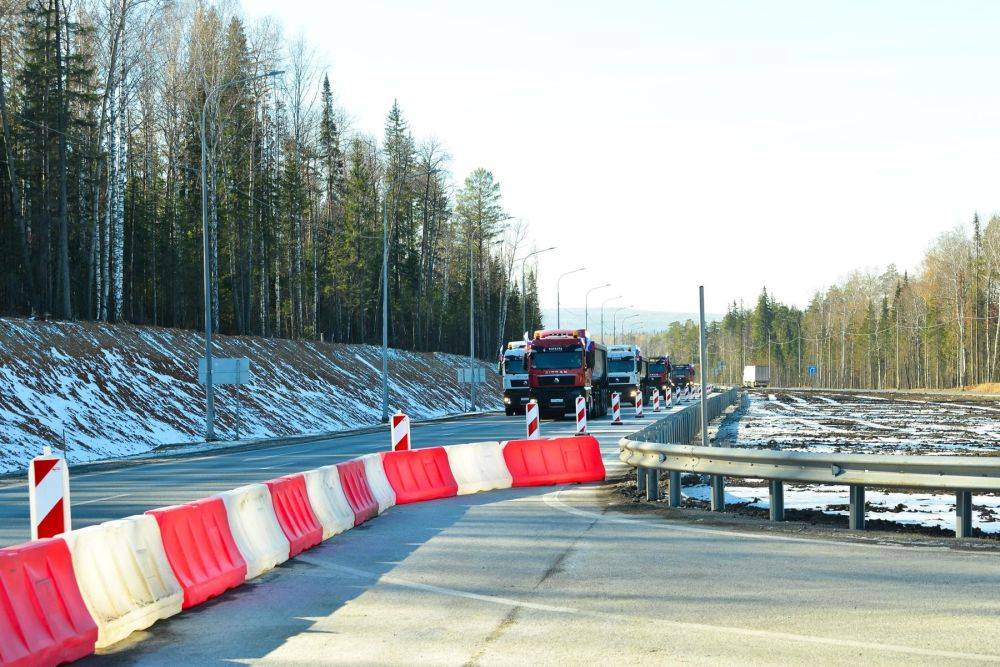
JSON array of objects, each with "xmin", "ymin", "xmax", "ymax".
[
  {"xmin": 501, "ymin": 341, "xmax": 529, "ymax": 415},
  {"xmin": 607, "ymin": 344, "xmax": 645, "ymax": 403}
]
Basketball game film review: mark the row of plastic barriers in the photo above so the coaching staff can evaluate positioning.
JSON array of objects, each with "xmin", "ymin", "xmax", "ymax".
[{"xmin": 0, "ymin": 435, "xmax": 605, "ymax": 666}]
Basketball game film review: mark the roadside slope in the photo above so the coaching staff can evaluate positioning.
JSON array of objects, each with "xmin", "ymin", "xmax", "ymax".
[{"xmin": 0, "ymin": 318, "xmax": 499, "ymax": 473}]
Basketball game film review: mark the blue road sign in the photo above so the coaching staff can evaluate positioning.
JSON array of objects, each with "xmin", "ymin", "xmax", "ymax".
[{"xmin": 808, "ymin": 365, "xmax": 817, "ymax": 375}]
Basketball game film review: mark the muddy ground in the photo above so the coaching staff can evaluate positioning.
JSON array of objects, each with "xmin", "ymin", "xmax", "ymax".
[{"xmin": 631, "ymin": 389, "xmax": 1000, "ymax": 537}]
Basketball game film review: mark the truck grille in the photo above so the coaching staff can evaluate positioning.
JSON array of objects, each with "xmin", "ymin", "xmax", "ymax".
[
  {"xmin": 510, "ymin": 379, "xmax": 528, "ymax": 388},
  {"xmin": 537, "ymin": 375, "xmax": 576, "ymax": 387},
  {"xmin": 610, "ymin": 377, "xmax": 630, "ymax": 384}
]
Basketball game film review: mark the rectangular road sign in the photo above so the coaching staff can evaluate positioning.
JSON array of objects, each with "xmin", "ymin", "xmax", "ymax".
[
  {"xmin": 199, "ymin": 357, "xmax": 251, "ymax": 385},
  {"xmin": 457, "ymin": 367, "xmax": 486, "ymax": 383}
]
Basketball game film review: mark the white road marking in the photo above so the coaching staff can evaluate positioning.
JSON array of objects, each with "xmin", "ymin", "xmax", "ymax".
[{"xmin": 74, "ymin": 493, "xmax": 131, "ymax": 506}]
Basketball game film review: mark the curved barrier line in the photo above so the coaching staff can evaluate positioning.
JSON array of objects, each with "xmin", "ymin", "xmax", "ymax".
[{"xmin": 2, "ymin": 438, "xmax": 608, "ymax": 665}]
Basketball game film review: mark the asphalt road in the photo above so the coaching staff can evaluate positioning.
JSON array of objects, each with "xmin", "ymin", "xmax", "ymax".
[
  {"xmin": 6, "ymin": 400, "xmax": 1000, "ymax": 664},
  {"xmin": 0, "ymin": 408, "xmax": 639, "ymax": 547}
]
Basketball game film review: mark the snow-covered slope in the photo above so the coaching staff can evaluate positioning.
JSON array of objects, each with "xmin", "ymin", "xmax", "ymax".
[{"xmin": 0, "ymin": 318, "xmax": 500, "ymax": 474}]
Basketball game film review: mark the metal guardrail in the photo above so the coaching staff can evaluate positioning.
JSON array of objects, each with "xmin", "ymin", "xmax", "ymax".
[{"xmin": 620, "ymin": 389, "xmax": 997, "ymax": 538}]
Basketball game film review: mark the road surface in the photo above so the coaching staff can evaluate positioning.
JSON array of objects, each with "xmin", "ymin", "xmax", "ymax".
[{"xmin": 4, "ymin": 400, "xmax": 999, "ymax": 664}]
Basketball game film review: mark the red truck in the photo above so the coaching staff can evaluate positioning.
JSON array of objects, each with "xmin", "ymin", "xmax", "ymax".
[
  {"xmin": 526, "ymin": 329, "xmax": 609, "ymax": 419},
  {"xmin": 643, "ymin": 355, "xmax": 672, "ymax": 399}
]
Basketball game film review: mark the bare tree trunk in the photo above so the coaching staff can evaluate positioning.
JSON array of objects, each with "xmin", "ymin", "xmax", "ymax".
[{"xmin": 0, "ymin": 38, "xmax": 36, "ymax": 312}]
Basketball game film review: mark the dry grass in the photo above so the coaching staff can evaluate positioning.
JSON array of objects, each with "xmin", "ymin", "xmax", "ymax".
[{"xmin": 962, "ymin": 383, "xmax": 1000, "ymax": 394}]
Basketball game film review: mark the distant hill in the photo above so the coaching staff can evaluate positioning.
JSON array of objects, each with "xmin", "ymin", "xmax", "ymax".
[{"xmin": 538, "ymin": 308, "xmax": 721, "ymax": 337}]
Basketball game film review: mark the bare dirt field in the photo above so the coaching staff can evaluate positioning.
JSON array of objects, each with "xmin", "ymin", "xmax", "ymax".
[{"xmin": 690, "ymin": 390, "xmax": 1000, "ymax": 536}]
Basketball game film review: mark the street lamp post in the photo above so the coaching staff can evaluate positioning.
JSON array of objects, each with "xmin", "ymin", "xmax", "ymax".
[
  {"xmin": 381, "ymin": 198, "xmax": 389, "ymax": 422},
  {"xmin": 600, "ymin": 295, "xmax": 622, "ymax": 343},
  {"xmin": 518, "ymin": 246, "xmax": 555, "ymax": 337},
  {"xmin": 620, "ymin": 314, "xmax": 640, "ymax": 343},
  {"xmin": 611, "ymin": 305, "xmax": 632, "ymax": 345},
  {"xmin": 200, "ymin": 69, "xmax": 282, "ymax": 441},
  {"xmin": 584, "ymin": 283, "xmax": 611, "ymax": 332},
  {"xmin": 556, "ymin": 267, "xmax": 585, "ymax": 328}
]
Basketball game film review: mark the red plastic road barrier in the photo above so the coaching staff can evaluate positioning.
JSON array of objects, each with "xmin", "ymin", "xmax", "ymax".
[
  {"xmin": 380, "ymin": 447, "xmax": 458, "ymax": 504},
  {"xmin": 147, "ymin": 498, "xmax": 248, "ymax": 609},
  {"xmin": 336, "ymin": 459, "xmax": 379, "ymax": 526},
  {"xmin": 0, "ymin": 538, "xmax": 97, "ymax": 667},
  {"xmin": 263, "ymin": 475, "xmax": 323, "ymax": 558},
  {"xmin": 502, "ymin": 436, "xmax": 606, "ymax": 487}
]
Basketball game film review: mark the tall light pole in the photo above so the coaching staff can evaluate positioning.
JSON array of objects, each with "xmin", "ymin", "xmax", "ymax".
[
  {"xmin": 518, "ymin": 246, "xmax": 555, "ymax": 337},
  {"xmin": 381, "ymin": 198, "xmax": 389, "ymax": 422},
  {"xmin": 201, "ymin": 69, "xmax": 282, "ymax": 441},
  {"xmin": 584, "ymin": 283, "xmax": 611, "ymax": 332},
  {"xmin": 620, "ymin": 314, "xmax": 640, "ymax": 343},
  {"xmin": 600, "ymin": 295, "xmax": 622, "ymax": 343},
  {"xmin": 699, "ymin": 285, "xmax": 722, "ymax": 511},
  {"xmin": 469, "ymin": 234, "xmax": 475, "ymax": 410},
  {"xmin": 611, "ymin": 305, "xmax": 632, "ymax": 345},
  {"xmin": 556, "ymin": 267, "xmax": 585, "ymax": 328}
]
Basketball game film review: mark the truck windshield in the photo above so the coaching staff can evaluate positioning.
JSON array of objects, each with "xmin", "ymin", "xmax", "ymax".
[
  {"xmin": 503, "ymin": 357, "xmax": 525, "ymax": 375},
  {"xmin": 531, "ymin": 349, "xmax": 582, "ymax": 369},
  {"xmin": 608, "ymin": 359, "xmax": 635, "ymax": 373},
  {"xmin": 649, "ymin": 362, "xmax": 665, "ymax": 373}
]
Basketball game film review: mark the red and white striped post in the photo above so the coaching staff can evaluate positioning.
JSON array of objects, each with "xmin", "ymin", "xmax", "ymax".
[
  {"xmin": 610, "ymin": 392, "xmax": 623, "ymax": 425},
  {"xmin": 665, "ymin": 386, "xmax": 672, "ymax": 406},
  {"xmin": 390, "ymin": 411, "xmax": 411, "ymax": 451},
  {"xmin": 652, "ymin": 388, "xmax": 661, "ymax": 412},
  {"xmin": 635, "ymin": 392, "xmax": 644, "ymax": 418},
  {"xmin": 29, "ymin": 446, "xmax": 71, "ymax": 540},
  {"xmin": 525, "ymin": 399, "xmax": 540, "ymax": 439},
  {"xmin": 575, "ymin": 395, "xmax": 588, "ymax": 435}
]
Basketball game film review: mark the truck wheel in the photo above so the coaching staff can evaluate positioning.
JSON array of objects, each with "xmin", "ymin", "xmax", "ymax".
[{"xmin": 505, "ymin": 405, "xmax": 514, "ymax": 416}]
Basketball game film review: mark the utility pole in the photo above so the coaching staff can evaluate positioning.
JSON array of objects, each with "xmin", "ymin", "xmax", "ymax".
[
  {"xmin": 700, "ymin": 286, "xmax": 722, "ymax": 511},
  {"xmin": 600, "ymin": 295, "xmax": 621, "ymax": 343},
  {"xmin": 584, "ymin": 283, "xmax": 611, "ymax": 332},
  {"xmin": 200, "ymin": 69, "xmax": 282, "ymax": 441},
  {"xmin": 469, "ymin": 235, "xmax": 476, "ymax": 410},
  {"xmin": 767, "ymin": 331, "xmax": 771, "ymax": 384},
  {"xmin": 518, "ymin": 246, "xmax": 555, "ymax": 337},
  {"xmin": 556, "ymin": 267, "xmax": 585, "ymax": 328},
  {"xmin": 381, "ymin": 199, "xmax": 389, "ymax": 422}
]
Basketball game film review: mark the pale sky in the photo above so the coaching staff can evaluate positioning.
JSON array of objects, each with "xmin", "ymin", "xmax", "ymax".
[{"xmin": 241, "ymin": 0, "xmax": 1000, "ymax": 316}]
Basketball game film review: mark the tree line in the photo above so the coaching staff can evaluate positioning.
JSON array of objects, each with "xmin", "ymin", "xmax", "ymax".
[
  {"xmin": 0, "ymin": 0, "xmax": 541, "ymax": 360},
  {"xmin": 634, "ymin": 215, "xmax": 1000, "ymax": 390}
]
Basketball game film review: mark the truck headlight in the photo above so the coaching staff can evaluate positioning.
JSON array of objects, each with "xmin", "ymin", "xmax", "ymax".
[
  {"xmin": 503, "ymin": 397, "xmax": 511, "ymax": 404},
  {"xmin": 629, "ymin": 389, "xmax": 637, "ymax": 397}
]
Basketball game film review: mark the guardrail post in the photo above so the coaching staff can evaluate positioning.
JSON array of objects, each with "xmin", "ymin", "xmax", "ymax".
[
  {"xmin": 646, "ymin": 468, "xmax": 659, "ymax": 501},
  {"xmin": 849, "ymin": 485, "xmax": 865, "ymax": 530},
  {"xmin": 955, "ymin": 491, "xmax": 973, "ymax": 538},
  {"xmin": 668, "ymin": 471, "xmax": 681, "ymax": 507},
  {"xmin": 636, "ymin": 467, "xmax": 647, "ymax": 495},
  {"xmin": 710, "ymin": 476, "xmax": 724, "ymax": 512},
  {"xmin": 769, "ymin": 480, "xmax": 784, "ymax": 522}
]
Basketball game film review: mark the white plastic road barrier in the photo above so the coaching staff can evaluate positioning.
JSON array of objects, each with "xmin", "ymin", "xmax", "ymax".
[
  {"xmin": 63, "ymin": 514, "xmax": 183, "ymax": 649},
  {"xmin": 28, "ymin": 445, "xmax": 71, "ymax": 540},
  {"xmin": 652, "ymin": 388, "xmax": 661, "ymax": 412},
  {"xmin": 361, "ymin": 453, "xmax": 396, "ymax": 514},
  {"xmin": 610, "ymin": 392, "xmax": 623, "ymax": 425},
  {"xmin": 635, "ymin": 392, "xmax": 644, "ymax": 418},
  {"xmin": 218, "ymin": 484, "xmax": 290, "ymax": 579},
  {"xmin": 444, "ymin": 441, "xmax": 513, "ymax": 495},
  {"xmin": 525, "ymin": 399, "xmax": 540, "ymax": 439},
  {"xmin": 390, "ymin": 411, "xmax": 410, "ymax": 451},
  {"xmin": 575, "ymin": 395, "xmax": 588, "ymax": 434},
  {"xmin": 303, "ymin": 466, "xmax": 356, "ymax": 540}
]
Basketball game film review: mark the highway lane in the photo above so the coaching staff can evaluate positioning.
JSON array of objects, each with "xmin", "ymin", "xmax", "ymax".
[
  {"xmin": 0, "ymin": 405, "xmax": 656, "ymax": 547},
  {"xmin": 90, "ymin": 464, "xmax": 1000, "ymax": 664}
]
